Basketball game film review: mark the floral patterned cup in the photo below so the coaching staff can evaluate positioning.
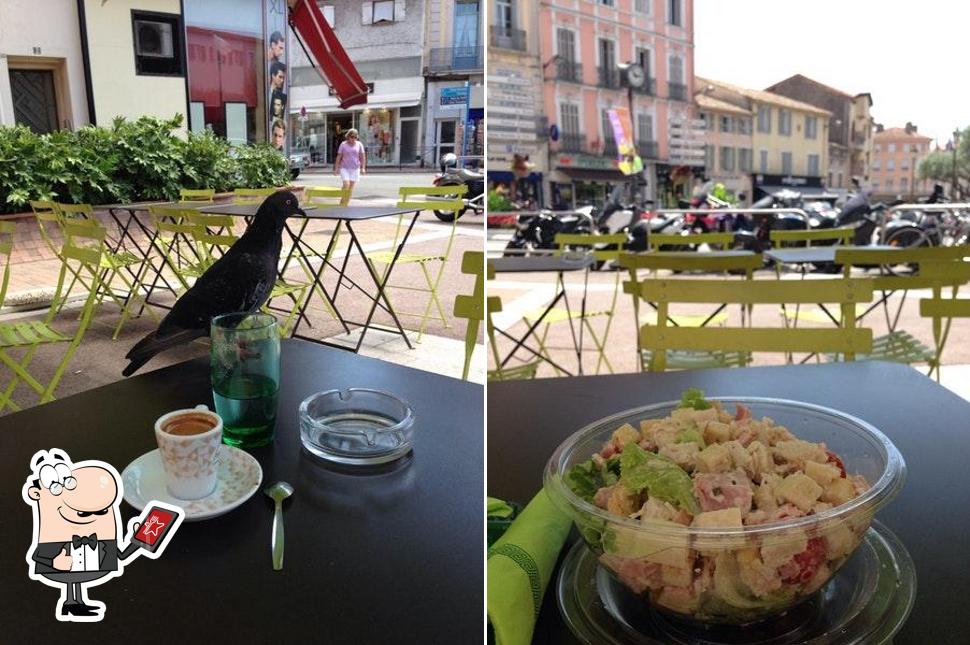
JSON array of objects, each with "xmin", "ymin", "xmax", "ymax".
[{"xmin": 154, "ymin": 405, "xmax": 223, "ymax": 500}]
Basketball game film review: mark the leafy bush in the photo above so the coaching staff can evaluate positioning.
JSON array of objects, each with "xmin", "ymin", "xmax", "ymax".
[
  {"xmin": 235, "ymin": 143, "xmax": 290, "ymax": 188},
  {"xmin": 0, "ymin": 115, "xmax": 290, "ymax": 214},
  {"xmin": 488, "ymin": 189, "xmax": 513, "ymax": 212}
]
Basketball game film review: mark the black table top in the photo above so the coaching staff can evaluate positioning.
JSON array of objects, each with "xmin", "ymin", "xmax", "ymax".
[
  {"xmin": 200, "ymin": 203, "xmax": 416, "ymax": 220},
  {"xmin": 490, "ymin": 254, "xmax": 595, "ymax": 273},
  {"xmin": 488, "ymin": 361, "xmax": 970, "ymax": 645},
  {"xmin": 101, "ymin": 200, "xmax": 209, "ymax": 211},
  {"xmin": 1, "ymin": 340, "xmax": 483, "ymax": 644},
  {"xmin": 766, "ymin": 245, "xmax": 900, "ymax": 265}
]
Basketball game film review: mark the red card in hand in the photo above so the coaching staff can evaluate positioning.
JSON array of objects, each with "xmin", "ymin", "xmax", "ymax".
[{"xmin": 131, "ymin": 507, "xmax": 178, "ymax": 553}]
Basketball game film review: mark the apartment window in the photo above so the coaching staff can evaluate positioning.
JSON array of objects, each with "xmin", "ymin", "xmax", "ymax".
[
  {"xmin": 760, "ymin": 149, "xmax": 768, "ymax": 172},
  {"xmin": 901, "ymin": 158, "xmax": 909, "ymax": 170},
  {"xmin": 496, "ymin": 0, "xmax": 513, "ymax": 29},
  {"xmin": 720, "ymin": 146, "xmax": 735, "ymax": 171},
  {"xmin": 599, "ymin": 0, "xmax": 615, "ymax": 6},
  {"xmin": 807, "ymin": 154, "xmax": 819, "ymax": 176},
  {"xmin": 131, "ymin": 11, "xmax": 184, "ymax": 76},
  {"xmin": 557, "ymin": 29, "xmax": 576, "ymax": 63},
  {"xmin": 872, "ymin": 180, "xmax": 880, "ymax": 190},
  {"xmin": 779, "ymin": 110, "xmax": 792, "ymax": 136},
  {"xmin": 901, "ymin": 177, "xmax": 908, "ymax": 190},
  {"xmin": 316, "ymin": 3, "xmax": 336, "ymax": 26},
  {"xmin": 372, "ymin": 0, "xmax": 396, "ymax": 23},
  {"xmin": 887, "ymin": 159, "xmax": 895, "ymax": 170},
  {"xmin": 599, "ymin": 38, "xmax": 616, "ymax": 72},
  {"xmin": 720, "ymin": 116, "xmax": 733, "ymax": 133},
  {"xmin": 635, "ymin": 47, "xmax": 651, "ymax": 79},
  {"xmin": 668, "ymin": 55, "xmax": 683, "ymax": 83},
  {"xmin": 699, "ymin": 112, "xmax": 708, "ymax": 128},
  {"xmin": 781, "ymin": 151, "xmax": 792, "ymax": 175},
  {"xmin": 874, "ymin": 144, "xmax": 881, "ymax": 153},
  {"xmin": 635, "ymin": 0, "xmax": 651, "ymax": 12},
  {"xmin": 560, "ymin": 103, "xmax": 580, "ymax": 135},
  {"xmin": 887, "ymin": 143, "xmax": 896, "ymax": 153},
  {"xmin": 638, "ymin": 113, "xmax": 654, "ymax": 141},
  {"xmin": 705, "ymin": 144, "xmax": 715, "ymax": 170},
  {"xmin": 739, "ymin": 148, "xmax": 753, "ymax": 172},
  {"xmin": 886, "ymin": 178, "xmax": 894, "ymax": 190},
  {"xmin": 757, "ymin": 106, "xmax": 771, "ymax": 133},
  {"xmin": 805, "ymin": 116, "xmax": 817, "ymax": 139},
  {"xmin": 601, "ymin": 109, "xmax": 615, "ymax": 148},
  {"xmin": 668, "ymin": 0, "xmax": 682, "ymax": 26},
  {"xmin": 872, "ymin": 159, "xmax": 880, "ymax": 170},
  {"xmin": 738, "ymin": 118, "xmax": 752, "ymax": 135},
  {"xmin": 837, "ymin": 173, "xmax": 843, "ymax": 188}
]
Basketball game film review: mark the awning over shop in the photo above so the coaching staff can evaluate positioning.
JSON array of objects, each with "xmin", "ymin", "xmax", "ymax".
[
  {"xmin": 289, "ymin": 0, "xmax": 368, "ymax": 109},
  {"xmin": 488, "ymin": 171, "xmax": 542, "ymax": 183},
  {"xmin": 559, "ymin": 168, "xmax": 626, "ymax": 182}
]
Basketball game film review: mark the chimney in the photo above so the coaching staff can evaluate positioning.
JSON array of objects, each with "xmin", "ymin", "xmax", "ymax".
[
  {"xmin": 905, "ymin": 121, "xmax": 917, "ymax": 134},
  {"xmin": 875, "ymin": 123, "xmax": 884, "ymax": 133}
]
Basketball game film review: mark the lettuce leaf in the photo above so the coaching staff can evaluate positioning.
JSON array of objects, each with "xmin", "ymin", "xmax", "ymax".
[
  {"xmin": 680, "ymin": 388, "xmax": 712, "ymax": 410},
  {"xmin": 620, "ymin": 442, "xmax": 701, "ymax": 514},
  {"xmin": 676, "ymin": 425, "xmax": 706, "ymax": 448},
  {"xmin": 565, "ymin": 455, "xmax": 620, "ymax": 503}
]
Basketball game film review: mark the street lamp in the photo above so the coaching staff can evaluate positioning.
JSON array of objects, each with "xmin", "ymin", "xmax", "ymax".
[{"xmin": 953, "ymin": 128, "xmax": 961, "ymax": 199}]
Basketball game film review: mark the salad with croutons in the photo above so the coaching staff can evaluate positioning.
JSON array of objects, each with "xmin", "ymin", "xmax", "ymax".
[{"xmin": 563, "ymin": 389, "xmax": 873, "ymax": 621}]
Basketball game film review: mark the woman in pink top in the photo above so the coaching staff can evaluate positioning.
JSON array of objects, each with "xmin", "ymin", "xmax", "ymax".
[{"xmin": 334, "ymin": 128, "xmax": 366, "ymax": 200}]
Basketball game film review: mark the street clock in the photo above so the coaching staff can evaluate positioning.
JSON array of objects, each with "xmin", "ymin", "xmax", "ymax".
[{"xmin": 618, "ymin": 63, "xmax": 646, "ymax": 89}]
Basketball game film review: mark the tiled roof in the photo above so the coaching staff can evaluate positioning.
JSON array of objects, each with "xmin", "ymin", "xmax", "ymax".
[
  {"xmin": 694, "ymin": 93, "xmax": 752, "ymax": 116},
  {"xmin": 874, "ymin": 127, "xmax": 932, "ymax": 142},
  {"xmin": 697, "ymin": 76, "xmax": 832, "ymax": 117},
  {"xmin": 766, "ymin": 74, "xmax": 853, "ymax": 99}
]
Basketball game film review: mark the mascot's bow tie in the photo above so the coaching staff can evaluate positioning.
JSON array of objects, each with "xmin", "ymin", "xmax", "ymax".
[{"xmin": 72, "ymin": 534, "xmax": 97, "ymax": 548}]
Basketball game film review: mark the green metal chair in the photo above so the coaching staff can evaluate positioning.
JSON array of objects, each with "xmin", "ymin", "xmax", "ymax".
[
  {"xmin": 521, "ymin": 233, "xmax": 628, "ymax": 375},
  {"xmin": 55, "ymin": 203, "xmax": 157, "ymax": 338},
  {"xmin": 366, "ymin": 185, "xmax": 468, "ymax": 340},
  {"xmin": 647, "ymin": 231, "xmax": 735, "ymax": 251},
  {"xmin": 182, "ymin": 212, "xmax": 312, "ymax": 337},
  {"xmin": 919, "ymin": 259, "xmax": 970, "ymax": 380},
  {"xmin": 619, "ymin": 251, "xmax": 764, "ymax": 370},
  {"xmin": 452, "ymin": 250, "xmax": 485, "ymax": 381},
  {"xmin": 234, "ymin": 188, "xmax": 276, "ymax": 204},
  {"xmin": 769, "ymin": 226, "xmax": 855, "ymax": 248},
  {"xmin": 31, "ymin": 200, "xmax": 93, "ymax": 314},
  {"xmin": 486, "ymin": 262, "xmax": 540, "ymax": 381},
  {"xmin": 631, "ymin": 275, "xmax": 874, "ymax": 371},
  {"xmin": 180, "ymin": 188, "xmax": 216, "ymax": 202},
  {"xmin": 0, "ymin": 221, "xmax": 104, "ymax": 412}
]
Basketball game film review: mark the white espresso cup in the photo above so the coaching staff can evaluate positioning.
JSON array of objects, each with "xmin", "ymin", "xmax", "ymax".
[{"xmin": 154, "ymin": 404, "xmax": 223, "ymax": 500}]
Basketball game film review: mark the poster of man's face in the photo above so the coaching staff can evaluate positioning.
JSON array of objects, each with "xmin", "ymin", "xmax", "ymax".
[
  {"xmin": 271, "ymin": 91, "xmax": 287, "ymax": 119},
  {"xmin": 272, "ymin": 120, "xmax": 286, "ymax": 150},
  {"xmin": 265, "ymin": 4, "xmax": 286, "ymax": 154},
  {"xmin": 268, "ymin": 31, "xmax": 285, "ymax": 61},
  {"xmin": 270, "ymin": 62, "xmax": 287, "ymax": 92}
]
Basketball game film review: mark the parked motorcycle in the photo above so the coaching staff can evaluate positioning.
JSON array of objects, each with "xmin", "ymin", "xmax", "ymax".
[
  {"xmin": 881, "ymin": 184, "xmax": 970, "ymax": 248},
  {"xmin": 502, "ymin": 209, "xmax": 595, "ymax": 256},
  {"xmin": 432, "ymin": 153, "xmax": 483, "ymax": 222}
]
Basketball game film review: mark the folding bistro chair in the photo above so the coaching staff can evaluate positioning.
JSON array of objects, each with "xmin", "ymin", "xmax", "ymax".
[
  {"xmin": 180, "ymin": 188, "xmax": 216, "ymax": 203},
  {"xmin": 31, "ymin": 201, "xmax": 90, "ymax": 314},
  {"xmin": 647, "ymin": 231, "xmax": 735, "ymax": 252},
  {"xmin": 54, "ymin": 204, "xmax": 157, "ymax": 338},
  {"xmin": 619, "ymin": 251, "xmax": 764, "ymax": 371},
  {"xmin": 452, "ymin": 250, "xmax": 485, "ymax": 380},
  {"xmin": 629, "ymin": 275, "xmax": 874, "ymax": 371},
  {"xmin": 366, "ymin": 185, "xmax": 467, "ymax": 340},
  {"xmin": 919, "ymin": 259, "xmax": 970, "ymax": 380},
  {"xmin": 0, "ymin": 222, "xmax": 105, "ymax": 412},
  {"xmin": 520, "ymin": 233, "xmax": 627, "ymax": 375},
  {"xmin": 486, "ymin": 263, "xmax": 539, "ymax": 381},
  {"xmin": 183, "ymin": 212, "xmax": 312, "ymax": 337},
  {"xmin": 769, "ymin": 226, "xmax": 855, "ymax": 248},
  {"xmin": 234, "ymin": 188, "xmax": 276, "ymax": 204}
]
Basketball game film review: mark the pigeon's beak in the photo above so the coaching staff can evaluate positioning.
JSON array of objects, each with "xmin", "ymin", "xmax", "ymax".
[{"xmin": 295, "ymin": 206, "xmax": 307, "ymax": 217}]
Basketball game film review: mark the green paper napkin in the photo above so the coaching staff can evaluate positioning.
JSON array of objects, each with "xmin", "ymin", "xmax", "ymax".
[{"xmin": 487, "ymin": 489, "xmax": 571, "ymax": 645}]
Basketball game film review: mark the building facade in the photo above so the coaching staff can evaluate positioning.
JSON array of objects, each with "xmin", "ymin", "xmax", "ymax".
[
  {"xmin": 486, "ymin": 0, "xmax": 546, "ymax": 204},
  {"xmin": 423, "ymin": 0, "xmax": 485, "ymax": 166},
  {"xmin": 698, "ymin": 77, "xmax": 830, "ymax": 200},
  {"xmin": 289, "ymin": 0, "xmax": 426, "ymax": 166},
  {"xmin": 539, "ymin": 0, "xmax": 701, "ymax": 209},
  {"xmin": 764, "ymin": 74, "xmax": 873, "ymax": 190},
  {"xmin": 694, "ymin": 91, "xmax": 753, "ymax": 200},
  {"xmin": 870, "ymin": 123, "xmax": 933, "ymax": 200}
]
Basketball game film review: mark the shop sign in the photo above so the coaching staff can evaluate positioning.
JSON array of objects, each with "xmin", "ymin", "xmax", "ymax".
[
  {"xmin": 555, "ymin": 154, "xmax": 619, "ymax": 171},
  {"xmin": 440, "ymin": 86, "xmax": 470, "ymax": 106},
  {"xmin": 753, "ymin": 174, "xmax": 823, "ymax": 188}
]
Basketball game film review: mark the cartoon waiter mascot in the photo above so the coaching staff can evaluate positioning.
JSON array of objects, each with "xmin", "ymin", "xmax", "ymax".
[{"xmin": 22, "ymin": 449, "xmax": 183, "ymax": 622}]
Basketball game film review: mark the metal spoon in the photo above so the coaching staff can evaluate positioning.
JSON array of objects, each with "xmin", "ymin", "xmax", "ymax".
[{"xmin": 264, "ymin": 481, "xmax": 294, "ymax": 571}]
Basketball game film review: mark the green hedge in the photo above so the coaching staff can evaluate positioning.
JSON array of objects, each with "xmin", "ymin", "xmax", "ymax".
[{"xmin": 0, "ymin": 114, "xmax": 291, "ymax": 214}]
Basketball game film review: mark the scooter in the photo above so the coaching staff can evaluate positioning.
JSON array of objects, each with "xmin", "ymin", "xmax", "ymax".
[
  {"xmin": 432, "ymin": 153, "xmax": 484, "ymax": 222},
  {"xmin": 502, "ymin": 209, "xmax": 595, "ymax": 256}
]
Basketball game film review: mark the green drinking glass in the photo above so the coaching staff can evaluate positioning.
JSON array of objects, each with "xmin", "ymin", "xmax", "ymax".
[{"xmin": 210, "ymin": 312, "xmax": 280, "ymax": 448}]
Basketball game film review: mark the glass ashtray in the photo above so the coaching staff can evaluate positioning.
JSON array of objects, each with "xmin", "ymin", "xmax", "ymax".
[{"xmin": 299, "ymin": 388, "xmax": 414, "ymax": 465}]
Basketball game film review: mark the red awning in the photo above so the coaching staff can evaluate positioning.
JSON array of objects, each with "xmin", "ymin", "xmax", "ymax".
[{"xmin": 289, "ymin": 0, "xmax": 368, "ymax": 109}]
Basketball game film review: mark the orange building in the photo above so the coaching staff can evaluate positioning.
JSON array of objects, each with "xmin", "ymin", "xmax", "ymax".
[{"xmin": 870, "ymin": 123, "xmax": 933, "ymax": 200}]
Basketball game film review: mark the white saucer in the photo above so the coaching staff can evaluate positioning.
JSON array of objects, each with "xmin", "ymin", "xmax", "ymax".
[{"xmin": 122, "ymin": 445, "xmax": 263, "ymax": 521}]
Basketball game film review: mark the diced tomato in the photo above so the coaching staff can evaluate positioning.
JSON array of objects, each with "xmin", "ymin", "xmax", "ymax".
[
  {"xmin": 825, "ymin": 450, "xmax": 847, "ymax": 478},
  {"xmin": 781, "ymin": 537, "xmax": 826, "ymax": 584},
  {"xmin": 601, "ymin": 444, "xmax": 617, "ymax": 459},
  {"xmin": 735, "ymin": 404, "xmax": 751, "ymax": 421}
]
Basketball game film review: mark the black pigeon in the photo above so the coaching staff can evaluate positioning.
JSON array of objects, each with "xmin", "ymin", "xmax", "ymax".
[{"xmin": 122, "ymin": 190, "xmax": 304, "ymax": 376}]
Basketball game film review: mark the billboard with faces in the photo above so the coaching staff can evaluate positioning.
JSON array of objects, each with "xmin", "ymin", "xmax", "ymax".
[{"xmin": 266, "ymin": 0, "xmax": 288, "ymax": 153}]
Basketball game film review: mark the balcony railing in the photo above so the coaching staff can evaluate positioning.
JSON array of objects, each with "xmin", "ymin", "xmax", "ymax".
[
  {"xmin": 632, "ymin": 78, "xmax": 657, "ymax": 95},
  {"xmin": 637, "ymin": 140, "xmax": 659, "ymax": 159},
  {"xmin": 489, "ymin": 25, "xmax": 526, "ymax": 51},
  {"xmin": 559, "ymin": 133, "xmax": 585, "ymax": 153},
  {"xmin": 535, "ymin": 116, "xmax": 550, "ymax": 140},
  {"xmin": 667, "ymin": 81, "xmax": 687, "ymax": 101},
  {"xmin": 427, "ymin": 46, "xmax": 484, "ymax": 73},
  {"xmin": 555, "ymin": 60, "xmax": 583, "ymax": 83},
  {"xmin": 602, "ymin": 140, "xmax": 618, "ymax": 158},
  {"xmin": 598, "ymin": 66, "xmax": 620, "ymax": 89}
]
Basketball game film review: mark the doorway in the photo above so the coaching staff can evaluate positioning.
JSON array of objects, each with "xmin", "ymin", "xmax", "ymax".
[
  {"xmin": 435, "ymin": 119, "xmax": 457, "ymax": 164},
  {"xmin": 327, "ymin": 112, "xmax": 354, "ymax": 164},
  {"xmin": 10, "ymin": 69, "xmax": 58, "ymax": 133}
]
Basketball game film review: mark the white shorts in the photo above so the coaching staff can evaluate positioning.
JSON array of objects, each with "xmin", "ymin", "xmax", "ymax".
[{"xmin": 339, "ymin": 168, "xmax": 360, "ymax": 183}]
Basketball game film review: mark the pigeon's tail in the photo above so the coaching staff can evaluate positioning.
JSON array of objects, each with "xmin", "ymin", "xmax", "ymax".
[{"xmin": 122, "ymin": 327, "xmax": 205, "ymax": 377}]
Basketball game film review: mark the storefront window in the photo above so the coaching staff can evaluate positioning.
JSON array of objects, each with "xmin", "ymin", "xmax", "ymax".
[
  {"xmin": 184, "ymin": 0, "xmax": 264, "ymax": 143},
  {"xmin": 359, "ymin": 108, "xmax": 394, "ymax": 165}
]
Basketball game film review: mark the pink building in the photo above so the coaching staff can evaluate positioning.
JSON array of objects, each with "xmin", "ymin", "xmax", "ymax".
[
  {"xmin": 539, "ymin": 0, "xmax": 699, "ymax": 209},
  {"xmin": 870, "ymin": 123, "xmax": 933, "ymax": 200}
]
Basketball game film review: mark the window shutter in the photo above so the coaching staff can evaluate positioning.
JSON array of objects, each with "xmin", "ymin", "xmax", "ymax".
[
  {"xmin": 395, "ymin": 0, "xmax": 406, "ymax": 20},
  {"xmin": 362, "ymin": 2, "xmax": 373, "ymax": 25}
]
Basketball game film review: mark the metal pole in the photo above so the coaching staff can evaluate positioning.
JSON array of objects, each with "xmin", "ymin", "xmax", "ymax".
[{"xmin": 953, "ymin": 129, "xmax": 961, "ymax": 200}]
